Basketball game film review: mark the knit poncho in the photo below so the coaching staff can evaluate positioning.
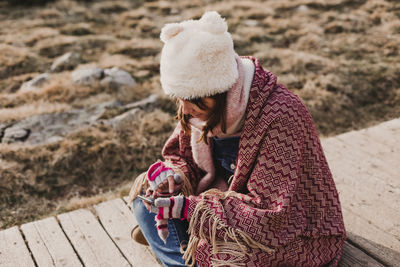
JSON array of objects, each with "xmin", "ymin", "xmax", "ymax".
[{"xmin": 159, "ymin": 57, "xmax": 346, "ymax": 266}]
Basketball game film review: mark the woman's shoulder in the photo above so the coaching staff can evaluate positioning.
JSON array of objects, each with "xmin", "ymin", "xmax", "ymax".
[{"xmin": 259, "ymin": 83, "xmax": 312, "ymax": 124}]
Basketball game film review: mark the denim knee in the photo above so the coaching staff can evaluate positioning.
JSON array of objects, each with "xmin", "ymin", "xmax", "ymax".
[{"xmin": 131, "ymin": 198, "xmax": 194, "ymax": 267}]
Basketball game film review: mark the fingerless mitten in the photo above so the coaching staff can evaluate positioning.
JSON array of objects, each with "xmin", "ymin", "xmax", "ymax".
[
  {"xmin": 153, "ymin": 196, "xmax": 189, "ymax": 243},
  {"xmin": 147, "ymin": 162, "xmax": 182, "ymax": 191}
]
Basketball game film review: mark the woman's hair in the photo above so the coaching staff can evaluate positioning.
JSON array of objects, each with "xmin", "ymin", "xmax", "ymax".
[{"xmin": 175, "ymin": 92, "xmax": 228, "ymax": 144}]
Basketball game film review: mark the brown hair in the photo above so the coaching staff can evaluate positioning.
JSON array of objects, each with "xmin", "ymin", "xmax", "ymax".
[{"xmin": 175, "ymin": 92, "xmax": 228, "ymax": 144}]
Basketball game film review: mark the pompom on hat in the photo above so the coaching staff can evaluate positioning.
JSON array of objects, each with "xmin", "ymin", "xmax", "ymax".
[{"xmin": 160, "ymin": 11, "xmax": 238, "ymax": 100}]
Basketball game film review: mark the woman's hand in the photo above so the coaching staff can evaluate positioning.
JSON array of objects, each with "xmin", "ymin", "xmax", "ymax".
[
  {"xmin": 155, "ymin": 196, "xmax": 190, "ymax": 220},
  {"xmin": 154, "ymin": 175, "xmax": 183, "ymax": 196},
  {"xmin": 142, "ymin": 161, "xmax": 183, "ymax": 211},
  {"xmin": 146, "ymin": 161, "xmax": 183, "ymax": 194},
  {"xmin": 142, "ymin": 179, "xmax": 184, "ymax": 211}
]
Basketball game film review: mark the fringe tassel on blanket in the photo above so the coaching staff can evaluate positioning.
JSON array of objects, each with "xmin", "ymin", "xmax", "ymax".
[{"xmin": 183, "ymin": 189, "xmax": 275, "ymax": 267}]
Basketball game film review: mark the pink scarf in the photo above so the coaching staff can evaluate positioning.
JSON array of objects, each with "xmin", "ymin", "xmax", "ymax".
[{"xmin": 190, "ymin": 55, "xmax": 251, "ymax": 194}]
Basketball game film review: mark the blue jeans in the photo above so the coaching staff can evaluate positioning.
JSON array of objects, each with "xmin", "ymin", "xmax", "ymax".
[{"xmin": 132, "ymin": 198, "xmax": 194, "ymax": 267}]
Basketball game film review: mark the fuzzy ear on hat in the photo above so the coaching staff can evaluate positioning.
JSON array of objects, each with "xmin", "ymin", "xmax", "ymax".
[
  {"xmin": 200, "ymin": 11, "xmax": 227, "ymax": 34},
  {"xmin": 160, "ymin": 11, "xmax": 238, "ymax": 100},
  {"xmin": 160, "ymin": 23, "xmax": 184, "ymax": 43}
]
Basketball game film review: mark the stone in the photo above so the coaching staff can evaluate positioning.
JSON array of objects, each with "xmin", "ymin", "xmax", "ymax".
[
  {"xmin": 47, "ymin": 136, "xmax": 64, "ymax": 144},
  {"xmin": 0, "ymin": 100, "xmax": 123, "ymax": 145},
  {"xmin": 105, "ymin": 108, "xmax": 142, "ymax": 130},
  {"xmin": 19, "ymin": 73, "xmax": 51, "ymax": 92},
  {"xmin": 100, "ymin": 67, "xmax": 136, "ymax": 89},
  {"xmin": 297, "ymin": 5, "xmax": 309, "ymax": 12},
  {"xmin": 243, "ymin": 20, "xmax": 258, "ymax": 27},
  {"xmin": 50, "ymin": 52, "xmax": 81, "ymax": 72},
  {"xmin": 71, "ymin": 67, "xmax": 103, "ymax": 85},
  {"xmin": 0, "ymin": 123, "xmax": 10, "ymax": 142},
  {"xmin": 2, "ymin": 127, "xmax": 30, "ymax": 143},
  {"xmin": 121, "ymin": 94, "xmax": 158, "ymax": 111}
]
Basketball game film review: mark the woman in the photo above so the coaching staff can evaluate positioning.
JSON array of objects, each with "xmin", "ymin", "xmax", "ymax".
[{"xmin": 129, "ymin": 11, "xmax": 346, "ymax": 267}]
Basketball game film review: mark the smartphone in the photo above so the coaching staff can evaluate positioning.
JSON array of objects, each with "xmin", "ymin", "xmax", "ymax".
[{"xmin": 137, "ymin": 195, "xmax": 154, "ymax": 204}]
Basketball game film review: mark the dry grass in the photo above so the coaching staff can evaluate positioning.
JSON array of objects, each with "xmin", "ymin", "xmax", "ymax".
[
  {"xmin": 0, "ymin": 109, "xmax": 175, "ymax": 228},
  {"xmin": 0, "ymin": 101, "xmax": 70, "ymax": 122},
  {"xmin": 62, "ymin": 182, "xmax": 131, "ymax": 211},
  {"xmin": 0, "ymin": 44, "xmax": 43, "ymax": 79}
]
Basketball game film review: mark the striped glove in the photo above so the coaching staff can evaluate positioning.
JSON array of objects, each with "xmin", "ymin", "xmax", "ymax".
[
  {"xmin": 153, "ymin": 196, "xmax": 189, "ymax": 243},
  {"xmin": 147, "ymin": 161, "xmax": 182, "ymax": 192}
]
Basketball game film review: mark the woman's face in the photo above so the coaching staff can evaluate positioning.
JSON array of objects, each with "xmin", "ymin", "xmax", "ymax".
[{"xmin": 179, "ymin": 97, "xmax": 216, "ymax": 121}]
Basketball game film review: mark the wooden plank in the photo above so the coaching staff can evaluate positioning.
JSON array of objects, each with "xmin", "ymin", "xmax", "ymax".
[
  {"xmin": 0, "ymin": 226, "xmax": 35, "ymax": 267},
  {"xmin": 347, "ymin": 232, "xmax": 400, "ymax": 267},
  {"xmin": 339, "ymin": 241, "xmax": 385, "ymax": 266},
  {"xmin": 321, "ymin": 120, "xmax": 400, "ymax": 251},
  {"xmin": 327, "ymin": 163, "xmax": 400, "ymax": 238},
  {"xmin": 58, "ymin": 208, "xmax": 130, "ymax": 267},
  {"xmin": 334, "ymin": 134, "xmax": 399, "ymax": 179},
  {"xmin": 323, "ymin": 136, "xmax": 398, "ymax": 181},
  {"xmin": 94, "ymin": 198, "xmax": 160, "ymax": 267},
  {"xmin": 21, "ymin": 216, "xmax": 82, "ymax": 267},
  {"xmin": 340, "ymin": 207, "xmax": 400, "ymax": 252},
  {"xmin": 363, "ymin": 119, "xmax": 400, "ymax": 144}
]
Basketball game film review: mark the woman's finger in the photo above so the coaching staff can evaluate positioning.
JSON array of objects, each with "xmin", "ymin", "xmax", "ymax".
[
  {"xmin": 156, "ymin": 179, "xmax": 169, "ymax": 193},
  {"xmin": 146, "ymin": 188, "xmax": 153, "ymax": 197},
  {"xmin": 143, "ymin": 199, "xmax": 151, "ymax": 211},
  {"xmin": 168, "ymin": 175, "xmax": 175, "ymax": 193}
]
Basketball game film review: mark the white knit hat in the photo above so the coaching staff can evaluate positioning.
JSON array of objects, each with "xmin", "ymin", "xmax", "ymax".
[{"xmin": 159, "ymin": 11, "xmax": 238, "ymax": 100}]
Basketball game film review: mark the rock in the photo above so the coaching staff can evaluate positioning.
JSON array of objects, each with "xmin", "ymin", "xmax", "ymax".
[
  {"xmin": 133, "ymin": 70, "xmax": 151, "ymax": 80},
  {"xmin": 121, "ymin": 94, "xmax": 158, "ymax": 111},
  {"xmin": 2, "ymin": 112, "xmax": 79, "ymax": 145},
  {"xmin": 2, "ymin": 127, "xmax": 31, "ymax": 143},
  {"xmin": 170, "ymin": 8, "xmax": 180, "ymax": 15},
  {"xmin": 19, "ymin": 73, "xmax": 51, "ymax": 92},
  {"xmin": 105, "ymin": 108, "xmax": 142, "ymax": 130},
  {"xmin": 88, "ymin": 100, "xmax": 123, "ymax": 121},
  {"xmin": 47, "ymin": 136, "xmax": 64, "ymax": 144},
  {"xmin": 100, "ymin": 67, "xmax": 136, "ymax": 89},
  {"xmin": 243, "ymin": 20, "xmax": 259, "ymax": 27},
  {"xmin": 98, "ymin": 53, "xmax": 137, "ymax": 74},
  {"xmin": 2, "ymin": 110, "xmax": 87, "ymax": 145},
  {"xmin": 0, "ymin": 123, "xmax": 11, "ymax": 142},
  {"xmin": 297, "ymin": 5, "xmax": 309, "ymax": 13},
  {"xmin": 71, "ymin": 67, "xmax": 103, "ymax": 85},
  {"xmin": 51, "ymin": 52, "xmax": 81, "ymax": 72},
  {"xmin": 0, "ymin": 99, "xmax": 125, "ymax": 145}
]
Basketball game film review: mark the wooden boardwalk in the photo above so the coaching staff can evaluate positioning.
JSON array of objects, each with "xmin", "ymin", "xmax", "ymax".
[{"xmin": 1, "ymin": 118, "xmax": 399, "ymax": 266}]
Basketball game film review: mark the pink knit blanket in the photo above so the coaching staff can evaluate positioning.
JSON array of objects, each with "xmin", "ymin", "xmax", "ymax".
[{"xmin": 161, "ymin": 57, "xmax": 346, "ymax": 266}]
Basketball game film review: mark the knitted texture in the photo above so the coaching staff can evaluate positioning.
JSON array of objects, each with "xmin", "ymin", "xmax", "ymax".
[
  {"xmin": 154, "ymin": 196, "xmax": 189, "ymax": 243},
  {"xmin": 147, "ymin": 161, "xmax": 182, "ymax": 191},
  {"xmin": 162, "ymin": 57, "xmax": 346, "ymax": 266},
  {"xmin": 186, "ymin": 55, "xmax": 254, "ymax": 194},
  {"xmin": 155, "ymin": 196, "xmax": 189, "ymax": 220}
]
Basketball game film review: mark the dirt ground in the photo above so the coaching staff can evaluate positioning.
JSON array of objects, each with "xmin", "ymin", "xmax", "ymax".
[{"xmin": 0, "ymin": 0, "xmax": 399, "ymax": 229}]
